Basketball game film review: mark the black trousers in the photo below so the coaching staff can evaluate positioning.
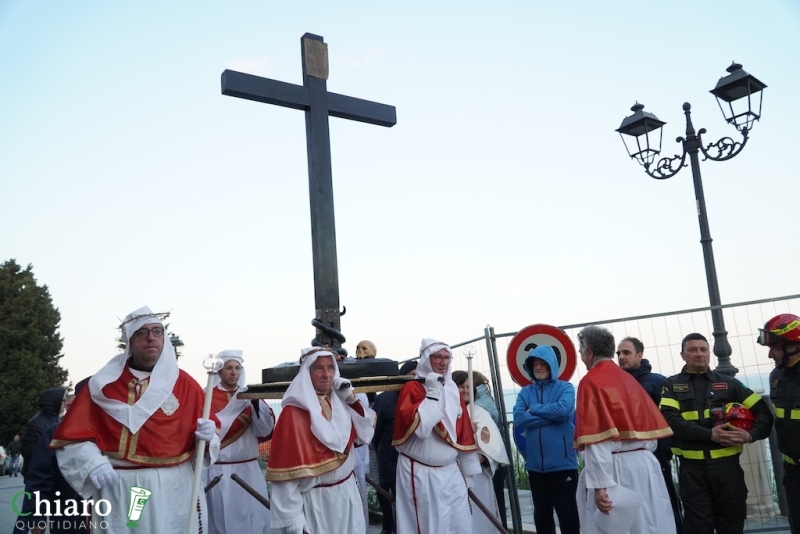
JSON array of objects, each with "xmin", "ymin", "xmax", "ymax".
[
  {"xmin": 377, "ymin": 480, "xmax": 395, "ymax": 533},
  {"xmin": 679, "ymin": 457, "xmax": 747, "ymax": 534},
  {"xmin": 784, "ymin": 462, "xmax": 800, "ymax": 534},
  {"xmin": 492, "ymin": 465, "xmax": 508, "ymax": 529},
  {"xmin": 527, "ymin": 469, "xmax": 580, "ymax": 534}
]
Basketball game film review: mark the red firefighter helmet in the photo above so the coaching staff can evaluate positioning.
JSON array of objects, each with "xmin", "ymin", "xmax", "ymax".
[
  {"xmin": 725, "ymin": 403, "xmax": 755, "ymax": 431},
  {"xmin": 757, "ymin": 314, "xmax": 800, "ymax": 346}
]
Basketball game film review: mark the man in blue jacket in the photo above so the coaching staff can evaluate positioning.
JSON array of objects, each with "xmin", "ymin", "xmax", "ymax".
[{"xmin": 512, "ymin": 345, "xmax": 579, "ymax": 534}]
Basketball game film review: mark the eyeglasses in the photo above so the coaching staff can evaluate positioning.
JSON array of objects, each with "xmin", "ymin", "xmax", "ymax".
[
  {"xmin": 430, "ymin": 354, "xmax": 452, "ymax": 363},
  {"xmin": 133, "ymin": 327, "xmax": 165, "ymax": 339}
]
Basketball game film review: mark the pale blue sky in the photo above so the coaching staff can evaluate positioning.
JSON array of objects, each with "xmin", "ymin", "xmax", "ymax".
[{"xmin": 2, "ymin": 1, "xmax": 799, "ymax": 386}]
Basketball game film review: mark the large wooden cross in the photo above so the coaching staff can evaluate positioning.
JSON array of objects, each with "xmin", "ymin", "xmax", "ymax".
[{"xmin": 221, "ymin": 33, "xmax": 396, "ymax": 353}]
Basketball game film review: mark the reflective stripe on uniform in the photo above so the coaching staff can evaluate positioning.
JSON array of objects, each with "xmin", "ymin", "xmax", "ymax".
[
  {"xmin": 742, "ymin": 392, "xmax": 762, "ymax": 409},
  {"xmin": 672, "ymin": 445, "xmax": 742, "ymax": 460},
  {"xmin": 660, "ymin": 397, "xmax": 680, "ymax": 410},
  {"xmin": 775, "ymin": 407, "xmax": 800, "ymax": 419}
]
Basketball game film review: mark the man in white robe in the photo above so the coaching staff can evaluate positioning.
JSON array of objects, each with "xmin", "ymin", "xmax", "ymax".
[
  {"xmin": 204, "ymin": 350, "xmax": 274, "ymax": 534},
  {"xmin": 392, "ymin": 339, "xmax": 482, "ymax": 534},
  {"xmin": 574, "ymin": 325, "xmax": 675, "ymax": 534},
  {"xmin": 266, "ymin": 347, "xmax": 375, "ymax": 534},
  {"xmin": 52, "ymin": 306, "xmax": 220, "ymax": 534}
]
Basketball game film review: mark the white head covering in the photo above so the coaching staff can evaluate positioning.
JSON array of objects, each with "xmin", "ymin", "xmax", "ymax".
[
  {"xmin": 281, "ymin": 347, "xmax": 353, "ymax": 453},
  {"xmin": 214, "ymin": 349, "xmax": 247, "ymax": 389},
  {"xmin": 213, "ymin": 349, "xmax": 252, "ymax": 439},
  {"xmin": 417, "ymin": 338, "xmax": 459, "ymax": 440},
  {"xmin": 88, "ymin": 306, "xmax": 179, "ymax": 434}
]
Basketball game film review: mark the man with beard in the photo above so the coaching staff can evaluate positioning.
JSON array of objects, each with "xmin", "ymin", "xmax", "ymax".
[
  {"xmin": 758, "ymin": 314, "xmax": 800, "ymax": 534},
  {"xmin": 617, "ymin": 336, "xmax": 682, "ymax": 530},
  {"xmin": 52, "ymin": 306, "xmax": 220, "ymax": 533}
]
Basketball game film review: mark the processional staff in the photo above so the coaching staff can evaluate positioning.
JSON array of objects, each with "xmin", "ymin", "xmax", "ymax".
[
  {"xmin": 186, "ymin": 354, "xmax": 222, "ymax": 534},
  {"xmin": 463, "ymin": 344, "xmax": 477, "ymax": 420}
]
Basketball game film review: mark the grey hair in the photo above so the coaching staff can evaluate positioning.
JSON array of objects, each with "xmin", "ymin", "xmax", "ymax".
[{"xmin": 578, "ymin": 325, "xmax": 615, "ymax": 360}]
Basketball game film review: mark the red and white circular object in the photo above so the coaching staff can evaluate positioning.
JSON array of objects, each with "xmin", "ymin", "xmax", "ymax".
[{"xmin": 506, "ymin": 323, "xmax": 577, "ymax": 386}]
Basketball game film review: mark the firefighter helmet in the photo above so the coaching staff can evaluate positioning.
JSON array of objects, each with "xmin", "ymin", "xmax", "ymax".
[
  {"xmin": 725, "ymin": 403, "xmax": 755, "ymax": 431},
  {"xmin": 757, "ymin": 313, "xmax": 800, "ymax": 346}
]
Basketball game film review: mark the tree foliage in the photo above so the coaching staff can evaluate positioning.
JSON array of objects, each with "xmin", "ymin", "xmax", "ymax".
[{"xmin": 0, "ymin": 259, "xmax": 69, "ymax": 443}]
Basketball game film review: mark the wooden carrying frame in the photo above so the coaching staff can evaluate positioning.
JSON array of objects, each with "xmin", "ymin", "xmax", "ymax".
[{"xmin": 237, "ymin": 375, "xmax": 417, "ymax": 400}]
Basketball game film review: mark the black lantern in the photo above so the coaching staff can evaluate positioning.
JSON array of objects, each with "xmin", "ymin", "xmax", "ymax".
[
  {"xmin": 616, "ymin": 103, "xmax": 666, "ymax": 167},
  {"xmin": 615, "ymin": 63, "xmax": 769, "ymax": 378},
  {"xmin": 710, "ymin": 63, "xmax": 766, "ymax": 133},
  {"xmin": 169, "ymin": 333, "xmax": 184, "ymax": 358}
]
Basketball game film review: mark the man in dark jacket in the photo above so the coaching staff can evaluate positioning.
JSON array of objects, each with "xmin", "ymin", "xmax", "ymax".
[
  {"xmin": 512, "ymin": 345, "xmax": 579, "ymax": 534},
  {"xmin": 617, "ymin": 336, "xmax": 682, "ymax": 531},
  {"xmin": 661, "ymin": 333, "xmax": 774, "ymax": 534},
  {"xmin": 21, "ymin": 387, "xmax": 65, "ymax": 479},
  {"xmin": 758, "ymin": 314, "xmax": 800, "ymax": 534},
  {"xmin": 371, "ymin": 360, "xmax": 417, "ymax": 534},
  {"xmin": 19, "ymin": 379, "xmax": 91, "ymax": 534}
]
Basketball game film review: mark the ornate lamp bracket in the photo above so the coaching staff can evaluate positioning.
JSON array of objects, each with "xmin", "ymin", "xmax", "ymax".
[
  {"xmin": 644, "ymin": 137, "xmax": 688, "ymax": 180},
  {"xmin": 699, "ymin": 128, "xmax": 749, "ymax": 162}
]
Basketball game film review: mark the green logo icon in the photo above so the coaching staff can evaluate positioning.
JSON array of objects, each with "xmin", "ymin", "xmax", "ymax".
[{"xmin": 126, "ymin": 486, "xmax": 152, "ymax": 528}]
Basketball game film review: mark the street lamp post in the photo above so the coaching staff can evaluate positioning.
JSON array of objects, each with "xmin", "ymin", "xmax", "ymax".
[
  {"xmin": 169, "ymin": 333, "xmax": 185, "ymax": 358},
  {"xmin": 616, "ymin": 63, "xmax": 766, "ymax": 377}
]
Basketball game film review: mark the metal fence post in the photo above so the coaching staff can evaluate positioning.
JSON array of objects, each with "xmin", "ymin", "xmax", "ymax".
[
  {"xmin": 763, "ymin": 395, "xmax": 788, "ymax": 517},
  {"xmin": 485, "ymin": 325, "xmax": 522, "ymax": 534}
]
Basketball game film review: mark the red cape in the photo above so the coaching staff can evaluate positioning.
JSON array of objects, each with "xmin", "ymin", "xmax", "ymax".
[
  {"xmin": 574, "ymin": 360, "xmax": 672, "ymax": 450},
  {"xmin": 212, "ymin": 388, "xmax": 253, "ymax": 448},
  {"xmin": 51, "ymin": 367, "xmax": 217, "ymax": 466},
  {"xmin": 266, "ymin": 403, "xmax": 358, "ymax": 482},
  {"xmin": 391, "ymin": 381, "xmax": 476, "ymax": 451}
]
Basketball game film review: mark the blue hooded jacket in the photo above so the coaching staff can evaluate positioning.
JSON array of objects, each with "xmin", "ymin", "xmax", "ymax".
[{"xmin": 512, "ymin": 346, "xmax": 577, "ymax": 473}]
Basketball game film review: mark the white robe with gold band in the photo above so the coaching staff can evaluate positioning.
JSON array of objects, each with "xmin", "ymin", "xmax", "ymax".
[{"xmin": 203, "ymin": 388, "xmax": 274, "ymax": 534}]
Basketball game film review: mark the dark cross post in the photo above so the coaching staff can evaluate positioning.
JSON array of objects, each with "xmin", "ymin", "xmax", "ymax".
[{"xmin": 221, "ymin": 33, "xmax": 396, "ymax": 353}]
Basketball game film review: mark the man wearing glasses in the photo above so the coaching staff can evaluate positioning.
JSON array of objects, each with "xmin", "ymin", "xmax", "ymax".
[
  {"xmin": 52, "ymin": 306, "xmax": 220, "ymax": 533},
  {"xmin": 392, "ymin": 338, "xmax": 481, "ymax": 534}
]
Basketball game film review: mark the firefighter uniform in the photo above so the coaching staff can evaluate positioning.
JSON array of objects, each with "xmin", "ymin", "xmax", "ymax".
[
  {"xmin": 660, "ymin": 367, "xmax": 773, "ymax": 534},
  {"xmin": 770, "ymin": 358, "xmax": 800, "ymax": 534}
]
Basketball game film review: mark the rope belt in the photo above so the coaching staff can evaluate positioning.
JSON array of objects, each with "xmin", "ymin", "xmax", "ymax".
[
  {"xmin": 314, "ymin": 470, "xmax": 354, "ymax": 489},
  {"xmin": 113, "ymin": 465, "xmax": 155, "ymax": 470},
  {"xmin": 400, "ymin": 452, "xmax": 444, "ymax": 468},
  {"xmin": 215, "ymin": 457, "xmax": 258, "ymax": 465},
  {"xmin": 612, "ymin": 448, "xmax": 647, "ymax": 455}
]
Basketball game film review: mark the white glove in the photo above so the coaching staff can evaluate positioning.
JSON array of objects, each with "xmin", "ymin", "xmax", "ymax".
[
  {"xmin": 333, "ymin": 376, "xmax": 354, "ymax": 401},
  {"xmin": 89, "ymin": 463, "xmax": 119, "ymax": 489},
  {"xmin": 424, "ymin": 373, "xmax": 443, "ymax": 400},
  {"xmin": 195, "ymin": 418, "xmax": 216, "ymax": 441}
]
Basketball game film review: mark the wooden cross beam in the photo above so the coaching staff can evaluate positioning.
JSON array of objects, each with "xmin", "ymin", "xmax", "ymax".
[{"xmin": 221, "ymin": 33, "xmax": 396, "ymax": 352}]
